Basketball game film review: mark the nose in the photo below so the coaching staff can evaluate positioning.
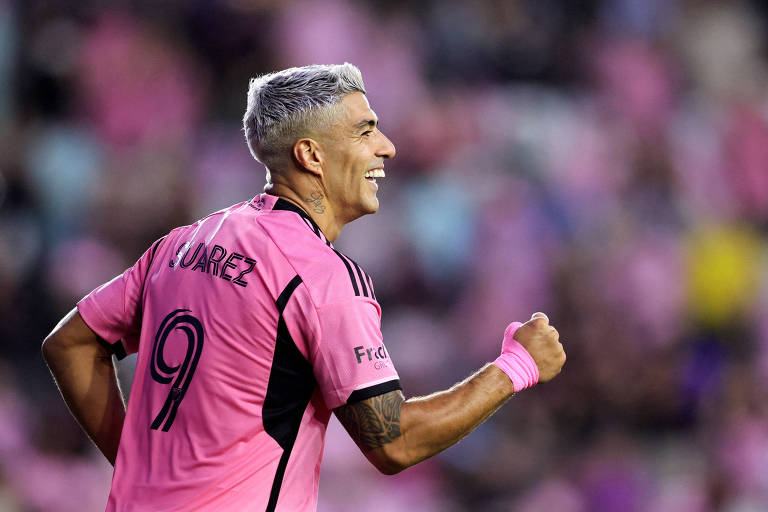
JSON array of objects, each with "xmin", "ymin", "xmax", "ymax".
[{"xmin": 376, "ymin": 130, "xmax": 396, "ymax": 159}]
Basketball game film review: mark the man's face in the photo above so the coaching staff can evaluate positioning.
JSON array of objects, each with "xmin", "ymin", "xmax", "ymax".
[{"xmin": 320, "ymin": 92, "xmax": 396, "ymax": 222}]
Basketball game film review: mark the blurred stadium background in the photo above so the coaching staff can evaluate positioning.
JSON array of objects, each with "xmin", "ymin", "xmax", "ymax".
[{"xmin": 2, "ymin": 0, "xmax": 768, "ymax": 510}]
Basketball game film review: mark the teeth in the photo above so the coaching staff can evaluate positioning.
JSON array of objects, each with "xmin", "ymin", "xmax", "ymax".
[{"xmin": 364, "ymin": 169, "xmax": 385, "ymax": 179}]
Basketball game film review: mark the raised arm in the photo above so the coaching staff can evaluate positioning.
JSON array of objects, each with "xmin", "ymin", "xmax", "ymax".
[
  {"xmin": 42, "ymin": 308, "xmax": 126, "ymax": 465},
  {"xmin": 334, "ymin": 312, "xmax": 565, "ymax": 474}
]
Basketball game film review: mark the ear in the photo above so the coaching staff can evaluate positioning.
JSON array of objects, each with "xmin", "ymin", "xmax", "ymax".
[{"xmin": 292, "ymin": 138, "xmax": 324, "ymax": 177}]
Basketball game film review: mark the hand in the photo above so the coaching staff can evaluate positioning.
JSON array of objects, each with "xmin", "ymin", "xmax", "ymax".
[{"xmin": 512, "ymin": 312, "xmax": 566, "ymax": 383}]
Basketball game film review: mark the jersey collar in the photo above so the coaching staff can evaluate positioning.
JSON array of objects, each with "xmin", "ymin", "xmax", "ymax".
[{"xmin": 272, "ymin": 196, "xmax": 332, "ymax": 246}]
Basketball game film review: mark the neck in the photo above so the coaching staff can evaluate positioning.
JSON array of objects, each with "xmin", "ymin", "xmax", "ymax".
[{"xmin": 265, "ymin": 183, "xmax": 343, "ymax": 242}]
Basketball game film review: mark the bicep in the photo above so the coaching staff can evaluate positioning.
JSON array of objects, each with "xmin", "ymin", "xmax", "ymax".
[
  {"xmin": 334, "ymin": 390, "xmax": 408, "ymax": 474},
  {"xmin": 334, "ymin": 390, "xmax": 405, "ymax": 451}
]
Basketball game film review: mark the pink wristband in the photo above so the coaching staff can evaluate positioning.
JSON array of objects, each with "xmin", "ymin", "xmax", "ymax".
[{"xmin": 493, "ymin": 321, "xmax": 540, "ymax": 393}]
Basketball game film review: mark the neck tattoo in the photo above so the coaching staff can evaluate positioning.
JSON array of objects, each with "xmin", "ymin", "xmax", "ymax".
[{"xmin": 304, "ymin": 192, "xmax": 326, "ymax": 214}]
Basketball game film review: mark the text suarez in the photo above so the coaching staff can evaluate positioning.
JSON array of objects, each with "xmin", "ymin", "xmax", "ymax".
[{"xmin": 169, "ymin": 241, "xmax": 256, "ymax": 288}]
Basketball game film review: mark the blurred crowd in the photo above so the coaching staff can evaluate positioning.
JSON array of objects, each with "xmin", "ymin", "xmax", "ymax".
[{"xmin": 2, "ymin": 0, "xmax": 768, "ymax": 510}]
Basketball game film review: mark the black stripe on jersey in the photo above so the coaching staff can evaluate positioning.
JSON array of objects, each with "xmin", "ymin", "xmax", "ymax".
[
  {"xmin": 272, "ymin": 197, "xmax": 375, "ymax": 298},
  {"xmin": 263, "ymin": 275, "xmax": 316, "ymax": 512},
  {"xmin": 365, "ymin": 273, "xmax": 376, "ymax": 301},
  {"xmin": 303, "ymin": 217, "xmax": 332, "ymax": 247},
  {"xmin": 273, "ymin": 197, "xmax": 331, "ymax": 246},
  {"xmin": 276, "ymin": 275, "xmax": 303, "ymax": 313},
  {"xmin": 308, "ymin": 220, "xmax": 333, "ymax": 247},
  {"xmin": 346, "ymin": 380, "xmax": 402, "ymax": 405},
  {"xmin": 303, "ymin": 218, "xmax": 317, "ymax": 235},
  {"xmin": 149, "ymin": 236, "xmax": 167, "ymax": 265},
  {"xmin": 332, "ymin": 249, "xmax": 360, "ymax": 296},
  {"xmin": 347, "ymin": 257, "xmax": 369, "ymax": 298}
]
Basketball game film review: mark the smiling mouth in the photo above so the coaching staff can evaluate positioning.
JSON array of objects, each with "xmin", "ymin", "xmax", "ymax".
[{"xmin": 364, "ymin": 168, "xmax": 385, "ymax": 183}]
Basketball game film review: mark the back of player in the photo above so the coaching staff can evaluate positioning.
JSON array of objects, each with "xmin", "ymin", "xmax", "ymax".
[{"xmin": 77, "ymin": 194, "xmax": 400, "ymax": 511}]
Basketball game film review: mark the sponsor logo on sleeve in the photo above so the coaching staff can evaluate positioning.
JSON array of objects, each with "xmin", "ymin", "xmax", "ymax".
[{"xmin": 353, "ymin": 345, "xmax": 390, "ymax": 369}]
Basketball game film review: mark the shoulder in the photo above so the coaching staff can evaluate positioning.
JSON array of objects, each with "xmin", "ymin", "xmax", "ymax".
[
  {"xmin": 252, "ymin": 201, "xmax": 377, "ymax": 306},
  {"xmin": 269, "ymin": 228, "xmax": 377, "ymax": 306},
  {"xmin": 281, "ymin": 238, "xmax": 377, "ymax": 308},
  {"xmin": 315, "ymin": 248, "xmax": 377, "ymax": 304}
]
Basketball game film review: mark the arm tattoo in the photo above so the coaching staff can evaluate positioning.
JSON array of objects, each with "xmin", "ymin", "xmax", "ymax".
[
  {"xmin": 335, "ymin": 391, "xmax": 404, "ymax": 451},
  {"xmin": 304, "ymin": 192, "xmax": 326, "ymax": 214}
]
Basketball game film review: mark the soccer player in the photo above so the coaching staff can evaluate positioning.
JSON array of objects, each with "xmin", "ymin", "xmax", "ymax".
[{"xmin": 42, "ymin": 63, "xmax": 566, "ymax": 511}]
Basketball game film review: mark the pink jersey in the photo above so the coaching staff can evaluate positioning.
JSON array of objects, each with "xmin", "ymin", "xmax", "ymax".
[{"xmin": 77, "ymin": 194, "xmax": 400, "ymax": 512}]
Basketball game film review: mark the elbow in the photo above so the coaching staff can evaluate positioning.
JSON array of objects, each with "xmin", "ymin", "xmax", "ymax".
[
  {"xmin": 374, "ymin": 459, "xmax": 408, "ymax": 476},
  {"xmin": 42, "ymin": 332, "xmax": 68, "ymax": 367},
  {"xmin": 42, "ymin": 309, "xmax": 107, "ymax": 368},
  {"xmin": 41, "ymin": 333, "xmax": 58, "ymax": 361},
  {"xmin": 366, "ymin": 440, "xmax": 420, "ymax": 475},
  {"xmin": 42, "ymin": 322, "xmax": 80, "ymax": 364}
]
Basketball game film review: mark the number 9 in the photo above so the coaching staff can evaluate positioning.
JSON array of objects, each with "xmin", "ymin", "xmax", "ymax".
[{"xmin": 149, "ymin": 309, "xmax": 205, "ymax": 432}]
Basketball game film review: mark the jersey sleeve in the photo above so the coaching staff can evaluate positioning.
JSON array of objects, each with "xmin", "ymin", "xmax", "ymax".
[
  {"xmin": 76, "ymin": 237, "xmax": 164, "ymax": 358},
  {"xmin": 311, "ymin": 297, "xmax": 401, "ymax": 410}
]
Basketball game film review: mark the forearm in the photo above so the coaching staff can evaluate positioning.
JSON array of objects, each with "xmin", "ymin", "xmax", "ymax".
[
  {"xmin": 339, "ymin": 363, "xmax": 516, "ymax": 474},
  {"xmin": 397, "ymin": 363, "xmax": 514, "ymax": 465},
  {"xmin": 42, "ymin": 311, "xmax": 126, "ymax": 465},
  {"xmin": 337, "ymin": 313, "xmax": 565, "ymax": 474}
]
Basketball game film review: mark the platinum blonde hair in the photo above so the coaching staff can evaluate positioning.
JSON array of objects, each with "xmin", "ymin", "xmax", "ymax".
[{"xmin": 243, "ymin": 63, "xmax": 366, "ymax": 167}]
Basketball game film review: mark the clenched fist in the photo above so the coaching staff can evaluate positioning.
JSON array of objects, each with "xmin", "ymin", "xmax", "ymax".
[
  {"xmin": 493, "ymin": 312, "xmax": 566, "ymax": 392},
  {"xmin": 513, "ymin": 312, "xmax": 566, "ymax": 382}
]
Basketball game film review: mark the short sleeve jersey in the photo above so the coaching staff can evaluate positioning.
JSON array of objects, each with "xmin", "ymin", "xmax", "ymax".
[{"xmin": 77, "ymin": 194, "xmax": 401, "ymax": 512}]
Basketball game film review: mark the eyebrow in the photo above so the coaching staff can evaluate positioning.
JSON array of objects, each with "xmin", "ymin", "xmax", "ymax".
[{"xmin": 354, "ymin": 119, "xmax": 378, "ymax": 131}]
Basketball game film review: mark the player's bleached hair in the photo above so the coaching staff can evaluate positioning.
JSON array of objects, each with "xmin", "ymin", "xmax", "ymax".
[{"xmin": 243, "ymin": 63, "xmax": 366, "ymax": 167}]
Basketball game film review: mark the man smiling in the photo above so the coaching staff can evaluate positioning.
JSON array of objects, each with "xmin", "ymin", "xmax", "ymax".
[
  {"xmin": 42, "ymin": 63, "xmax": 565, "ymax": 511},
  {"xmin": 255, "ymin": 86, "xmax": 394, "ymax": 239}
]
